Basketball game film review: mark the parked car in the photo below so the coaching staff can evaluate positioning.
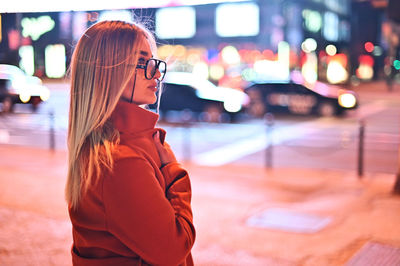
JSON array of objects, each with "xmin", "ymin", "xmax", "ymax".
[
  {"xmin": 244, "ymin": 81, "xmax": 358, "ymax": 117},
  {"xmin": 150, "ymin": 72, "xmax": 249, "ymax": 122},
  {"xmin": 0, "ymin": 64, "xmax": 50, "ymax": 112}
]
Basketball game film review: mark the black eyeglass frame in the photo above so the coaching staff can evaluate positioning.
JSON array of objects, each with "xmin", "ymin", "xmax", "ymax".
[{"xmin": 136, "ymin": 58, "xmax": 167, "ymax": 81}]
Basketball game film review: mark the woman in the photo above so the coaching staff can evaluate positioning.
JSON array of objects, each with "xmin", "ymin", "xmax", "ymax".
[{"xmin": 66, "ymin": 20, "xmax": 195, "ymax": 265}]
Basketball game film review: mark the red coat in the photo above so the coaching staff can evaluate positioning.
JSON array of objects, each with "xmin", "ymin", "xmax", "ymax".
[{"xmin": 69, "ymin": 101, "xmax": 195, "ymax": 265}]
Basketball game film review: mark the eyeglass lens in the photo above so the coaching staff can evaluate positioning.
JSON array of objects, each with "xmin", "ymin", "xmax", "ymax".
[{"xmin": 146, "ymin": 59, "xmax": 166, "ymax": 80}]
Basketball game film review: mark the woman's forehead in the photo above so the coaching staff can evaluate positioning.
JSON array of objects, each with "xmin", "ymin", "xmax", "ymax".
[{"xmin": 137, "ymin": 41, "xmax": 152, "ymax": 57}]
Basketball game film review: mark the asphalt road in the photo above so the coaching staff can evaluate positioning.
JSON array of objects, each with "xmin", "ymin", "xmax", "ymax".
[{"xmin": 0, "ymin": 80, "xmax": 399, "ymax": 175}]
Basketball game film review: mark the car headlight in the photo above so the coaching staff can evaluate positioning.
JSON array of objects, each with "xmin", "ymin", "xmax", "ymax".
[
  {"xmin": 223, "ymin": 100, "xmax": 242, "ymax": 113},
  {"xmin": 19, "ymin": 90, "xmax": 31, "ymax": 103},
  {"xmin": 40, "ymin": 88, "xmax": 51, "ymax": 101},
  {"xmin": 338, "ymin": 93, "xmax": 356, "ymax": 108}
]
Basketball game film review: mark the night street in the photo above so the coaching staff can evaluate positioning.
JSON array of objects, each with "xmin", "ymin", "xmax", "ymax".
[
  {"xmin": 1, "ymin": 0, "xmax": 400, "ymax": 265},
  {"xmin": 1, "ymin": 80, "xmax": 399, "ymax": 175}
]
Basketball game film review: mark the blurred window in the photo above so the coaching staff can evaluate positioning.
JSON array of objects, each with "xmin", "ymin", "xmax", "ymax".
[
  {"xmin": 98, "ymin": 10, "xmax": 133, "ymax": 23},
  {"xmin": 45, "ymin": 44, "xmax": 66, "ymax": 78},
  {"xmin": 323, "ymin": 12, "xmax": 339, "ymax": 42},
  {"xmin": 156, "ymin": 7, "xmax": 196, "ymax": 39},
  {"xmin": 19, "ymin": 45, "xmax": 34, "ymax": 76},
  {"xmin": 303, "ymin": 10, "xmax": 322, "ymax": 33},
  {"xmin": 21, "ymin": 16, "xmax": 55, "ymax": 41},
  {"xmin": 215, "ymin": 2, "xmax": 259, "ymax": 37}
]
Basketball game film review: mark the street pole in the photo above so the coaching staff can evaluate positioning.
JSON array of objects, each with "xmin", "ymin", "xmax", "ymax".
[
  {"xmin": 357, "ymin": 120, "xmax": 365, "ymax": 178},
  {"xmin": 393, "ymin": 136, "xmax": 400, "ymax": 194},
  {"xmin": 49, "ymin": 111, "xmax": 55, "ymax": 152},
  {"xmin": 265, "ymin": 113, "xmax": 274, "ymax": 169},
  {"xmin": 181, "ymin": 110, "xmax": 192, "ymax": 163}
]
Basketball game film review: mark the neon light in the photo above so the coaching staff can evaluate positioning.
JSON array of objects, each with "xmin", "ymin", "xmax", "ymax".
[
  {"xmin": 19, "ymin": 45, "xmax": 35, "ymax": 76},
  {"xmin": 372, "ymin": 46, "xmax": 383, "ymax": 56},
  {"xmin": 323, "ymin": 12, "xmax": 339, "ymax": 41},
  {"xmin": 192, "ymin": 62, "xmax": 209, "ymax": 80},
  {"xmin": 394, "ymin": 60, "xmax": 400, "ymax": 70},
  {"xmin": 45, "ymin": 44, "xmax": 66, "ymax": 78},
  {"xmin": 325, "ymin": 44, "xmax": 337, "ymax": 56},
  {"xmin": 99, "ymin": 10, "xmax": 132, "ymax": 23},
  {"xmin": 156, "ymin": 7, "xmax": 196, "ymax": 39},
  {"xmin": 327, "ymin": 61, "xmax": 348, "ymax": 84},
  {"xmin": 252, "ymin": 41, "xmax": 290, "ymax": 82},
  {"xmin": 303, "ymin": 9, "xmax": 322, "ymax": 33},
  {"xmin": 21, "ymin": 16, "xmax": 55, "ymax": 41},
  {"xmin": 302, "ymin": 52, "xmax": 318, "ymax": 84},
  {"xmin": 216, "ymin": 2, "xmax": 259, "ymax": 37},
  {"xmin": 0, "ymin": 0, "xmax": 249, "ymax": 13},
  {"xmin": 301, "ymin": 38, "xmax": 317, "ymax": 53},
  {"xmin": 278, "ymin": 41, "xmax": 290, "ymax": 79},
  {"xmin": 209, "ymin": 64, "xmax": 224, "ymax": 80},
  {"xmin": 364, "ymin": 42, "xmax": 374, "ymax": 53},
  {"xmin": 0, "ymin": 14, "xmax": 2, "ymax": 43},
  {"xmin": 221, "ymin": 46, "xmax": 240, "ymax": 65}
]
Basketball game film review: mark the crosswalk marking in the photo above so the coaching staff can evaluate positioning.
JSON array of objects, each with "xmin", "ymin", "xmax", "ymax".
[
  {"xmin": 193, "ymin": 119, "xmax": 328, "ymax": 166},
  {"xmin": 193, "ymin": 100, "xmax": 390, "ymax": 166}
]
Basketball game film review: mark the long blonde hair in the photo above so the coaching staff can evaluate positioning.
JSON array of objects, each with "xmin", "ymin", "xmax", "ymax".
[{"xmin": 66, "ymin": 20, "xmax": 156, "ymax": 209}]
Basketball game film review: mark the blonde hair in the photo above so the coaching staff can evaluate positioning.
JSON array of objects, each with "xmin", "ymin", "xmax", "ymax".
[{"xmin": 66, "ymin": 20, "xmax": 156, "ymax": 209}]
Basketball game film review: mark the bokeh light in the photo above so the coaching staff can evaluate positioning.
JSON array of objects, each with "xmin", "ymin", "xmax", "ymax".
[
  {"xmin": 364, "ymin": 42, "xmax": 374, "ymax": 53},
  {"xmin": 301, "ymin": 38, "xmax": 317, "ymax": 53},
  {"xmin": 192, "ymin": 62, "xmax": 209, "ymax": 80},
  {"xmin": 209, "ymin": 64, "xmax": 225, "ymax": 80},
  {"xmin": 325, "ymin": 44, "xmax": 337, "ymax": 56},
  {"xmin": 394, "ymin": 60, "xmax": 400, "ymax": 70},
  {"xmin": 221, "ymin": 46, "xmax": 241, "ymax": 65}
]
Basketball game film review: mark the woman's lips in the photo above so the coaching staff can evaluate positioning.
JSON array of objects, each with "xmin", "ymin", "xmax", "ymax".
[{"xmin": 148, "ymin": 85, "xmax": 158, "ymax": 92}]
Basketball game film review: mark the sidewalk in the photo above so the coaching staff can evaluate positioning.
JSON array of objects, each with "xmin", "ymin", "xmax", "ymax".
[{"xmin": 1, "ymin": 145, "xmax": 400, "ymax": 265}]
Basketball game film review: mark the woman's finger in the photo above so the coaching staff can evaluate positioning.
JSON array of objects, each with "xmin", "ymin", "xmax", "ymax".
[{"xmin": 153, "ymin": 131, "xmax": 162, "ymax": 145}]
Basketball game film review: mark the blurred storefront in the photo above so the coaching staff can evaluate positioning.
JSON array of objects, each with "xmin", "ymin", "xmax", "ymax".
[{"xmin": 0, "ymin": 0, "xmax": 393, "ymax": 87}]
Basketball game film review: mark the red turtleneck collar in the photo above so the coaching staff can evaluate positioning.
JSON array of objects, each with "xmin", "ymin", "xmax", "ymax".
[{"xmin": 111, "ymin": 101, "xmax": 159, "ymax": 134}]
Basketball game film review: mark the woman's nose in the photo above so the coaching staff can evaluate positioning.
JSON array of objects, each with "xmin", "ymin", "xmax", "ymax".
[{"xmin": 154, "ymin": 68, "xmax": 162, "ymax": 80}]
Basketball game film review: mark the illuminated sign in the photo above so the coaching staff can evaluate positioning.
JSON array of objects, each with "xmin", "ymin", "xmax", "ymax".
[
  {"xmin": 156, "ymin": 6, "xmax": 196, "ymax": 39},
  {"xmin": 19, "ymin": 45, "xmax": 35, "ymax": 76},
  {"xmin": 215, "ymin": 2, "xmax": 259, "ymax": 37},
  {"xmin": 323, "ymin": 12, "xmax": 339, "ymax": 42},
  {"xmin": 0, "ymin": 14, "xmax": 2, "ymax": 43},
  {"xmin": 21, "ymin": 16, "xmax": 55, "ymax": 41},
  {"xmin": 45, "ymin": 44, "xmax": 66, "ymax": 78},
  {"xmin": 99, "ymin": 10, "xmax": 133, "ymax": 23},
  {"xmin": 356, "ymin": 55, "xmax": 374, "ymax": 80},
  {"xmin": 303, "ymin": 10, "xmax": 322, "ymax": 33},
  {"xmin": 1, "ymin": 0, "xmax": 249, "ymax": 13},
  {"xmin": 253, "ymin": 41, "xmax": 290, "ymax": 82}
]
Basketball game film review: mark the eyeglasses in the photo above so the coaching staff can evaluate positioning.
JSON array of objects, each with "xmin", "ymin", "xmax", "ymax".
[{"xmin": 136, "ymin": 58, "xmax": 167, "ymax": 81}]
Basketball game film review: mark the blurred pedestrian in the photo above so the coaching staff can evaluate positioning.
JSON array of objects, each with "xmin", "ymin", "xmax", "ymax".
[{"xmin": 65, "ymin": 20, "xmax": 195, "ymax": 265}]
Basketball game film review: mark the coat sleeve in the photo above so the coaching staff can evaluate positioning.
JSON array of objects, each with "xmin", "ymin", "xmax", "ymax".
[{"xmin": 102, "ymin": 156, "xmax": 195, "ymax": 265}]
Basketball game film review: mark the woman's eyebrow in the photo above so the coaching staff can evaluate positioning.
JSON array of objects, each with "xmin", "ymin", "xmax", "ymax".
[{"xmin": 139, "ymin": 51, "xmax": 151, "ymax": 57}]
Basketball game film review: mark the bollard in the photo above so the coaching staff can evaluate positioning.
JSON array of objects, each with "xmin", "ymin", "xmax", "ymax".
[
  {"xmin": 181, "ymin": 110, "xmax": 193, "ymax": 163},
  {"xmin": 357, "ymin": 120, "xmax": 365, "ymax": 178},
  {"xmin": 394, "ymin": 173, "xmax": 400, "ymax": 194},
  {"xmin": 49, "ymin": 111, "xmax": 55, "ymax": 152},
  {"xmin": 264, "ymin": 113, "xmax": 274, "ymax": 169},
  {"xmin": 393, "ymin": 142, "xmax": 400, "ymax": 194}
]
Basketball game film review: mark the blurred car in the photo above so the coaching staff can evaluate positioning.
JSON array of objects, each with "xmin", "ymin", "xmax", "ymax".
[
  {"xmin": 0, "ymin": 64, "xmax": 50, "ymax": 112},
  {"xmin": 151, "ymin": 72, "xmax": 249, "ymax": 122},
  {"xmin": 244, "ymin": 81, "xmax": 358, "ymax": 117}
]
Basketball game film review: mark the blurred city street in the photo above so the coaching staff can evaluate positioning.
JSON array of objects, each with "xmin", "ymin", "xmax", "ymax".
[
  {"xmin": 0, "ymin": 80, "xmax": 400, "ymax": 265},
  {"xmin": 1, "ymin": 80, "xmax": 399, "ymax": 174},
  {"xmin": 1, "ymin": 1, "xmax": 400, "ymax": 265}
]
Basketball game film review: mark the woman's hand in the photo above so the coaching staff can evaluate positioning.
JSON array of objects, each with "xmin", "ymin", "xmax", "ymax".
[{"xmin": 153, "ymin": 131, "xmax": 177, "ymax": 167}]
